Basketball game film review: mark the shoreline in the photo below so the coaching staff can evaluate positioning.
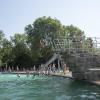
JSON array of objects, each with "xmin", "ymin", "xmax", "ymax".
[{"xmin": 0, "ymin": 71, "xmax": 100, "ymax": 86}]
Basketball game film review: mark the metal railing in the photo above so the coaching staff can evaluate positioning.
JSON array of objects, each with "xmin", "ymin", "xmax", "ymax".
[{"xmin": 50, "ymin": 37, "xmax": 100, "ymax": 55}]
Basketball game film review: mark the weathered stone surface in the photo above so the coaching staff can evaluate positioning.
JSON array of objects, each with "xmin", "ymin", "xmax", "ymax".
[
  {"xmin": 86, "ymin": 69, "xmax": 100, "ymax": 81},
  {"xmin": 63, "ymin": 50, "xmax": 100, "ymax": 81}
]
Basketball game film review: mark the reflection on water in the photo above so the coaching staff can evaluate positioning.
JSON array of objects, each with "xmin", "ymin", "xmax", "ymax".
[{"xmin": 0, "ymin": 74, "xmax": 100, "ymax": 100}]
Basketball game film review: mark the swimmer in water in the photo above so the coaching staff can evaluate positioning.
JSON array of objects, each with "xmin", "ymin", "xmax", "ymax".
[{"xmin": 17, "ymin": 73, "xmax": 20, "ymax": 77}]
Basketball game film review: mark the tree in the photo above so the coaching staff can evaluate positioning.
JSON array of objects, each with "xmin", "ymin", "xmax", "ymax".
[
  {"xmin": 11, "ymin": 33, "xmax": 27, "ymax": 46},
  {"xmin": 33, "ymin": 16, "xmax": 62, "ymax": 41},
  {"xmin": 64, "ymin": 25, "xmax": 85, "ymax": 49},
  {"xmin": 1, "ymin": 39, "xmax": 12, "ymax": 67},
  {"xmin": 25, "ymin": 16, "xmax": 64, "ymax": 64},
  {"xmin": 0, "ymin": 30, "xmax": 5, "ymax": 47},
  {"xmin": 10, "ymin": 33, "xmax": 33, "ymax": 69},
  {"xmin": 0, "ymin": 30, "xmax": 6, "ymax": 66}
]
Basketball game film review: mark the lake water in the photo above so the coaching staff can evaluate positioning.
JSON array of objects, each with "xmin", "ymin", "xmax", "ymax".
[{"xmin": 0, "ymin": 74, "xmax": 100, "ymax": 100}]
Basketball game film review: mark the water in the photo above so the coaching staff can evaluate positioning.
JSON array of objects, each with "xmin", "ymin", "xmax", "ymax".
[{"xmin": 0, "ymin": 74, "xmax": 100, "ymax": 100}]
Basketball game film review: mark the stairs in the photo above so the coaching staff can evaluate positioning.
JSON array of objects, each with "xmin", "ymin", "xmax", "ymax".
[{"xmin": 44, "ymin": 53, "xmax": 59, "ymax": 67}]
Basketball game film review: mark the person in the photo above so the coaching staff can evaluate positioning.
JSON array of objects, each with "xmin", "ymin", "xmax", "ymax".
[
  {"xmin": 16, "ymin": 66, "xmax": 19, "ymax": 71},
  {"xmin": 17, "ymin": 73, "xmax": 20, "ymax": 77},
  {"xmin": 52, "ymin": 63, "xmax": 56, "ymax": 74},
  {"xmin": 8, "ymin": 66, "xmax": 11, "ymax": 72},
  {"xmin": 45, "ymin": 67, "xmax": 48, "ymax": 75},
  {"xmin": 48, "ymin": 64, "xmax": 52, "ymax": 74},
  {"xmin": 63, "ymin": 64, "xmax": 67, "ymax": 75},
  {"xmin": 26, "ymin": 70, "xmax": 30, "ymax": 77},
  {"xmin": 33, "ymin": 65, "xmax": 36, "ymax": 71},
  {"xmin": 12, "ymin": 66, "xmax": 14, "ymax": 72}
]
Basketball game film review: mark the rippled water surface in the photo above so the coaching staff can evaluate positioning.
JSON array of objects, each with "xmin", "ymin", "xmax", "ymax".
[{"xmin": 0, "ymin": 74, "xmax": 100, "ymax": 100}]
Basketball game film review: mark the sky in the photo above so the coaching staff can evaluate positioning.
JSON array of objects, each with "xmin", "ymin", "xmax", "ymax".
[{"xmin": 0, "ymin": 0, "xmax": 100, "ymax": 39}]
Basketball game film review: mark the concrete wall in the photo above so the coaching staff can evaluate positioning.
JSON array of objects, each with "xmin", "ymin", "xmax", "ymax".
[{"xmin": 63, "ymin": 50, "xmax": 100, "ymax": 81}]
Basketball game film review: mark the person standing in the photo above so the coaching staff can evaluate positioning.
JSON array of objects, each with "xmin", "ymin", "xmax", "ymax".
[
  {"xmin": 63, "ymin": 64, "xmax": 67, "ymax": 75},
  {"xmin": 52, "ymin": 63, "xmax": 56, "ymax": 74}
]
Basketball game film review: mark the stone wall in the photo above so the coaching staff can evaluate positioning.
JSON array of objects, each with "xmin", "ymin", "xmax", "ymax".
[
  {"xmin": 62, "ymin": 50, "xmax": 100, "ymax": 81},
  {"xmin": 85, "ymin": 69, "xmax": 100, "ymax": 81}
]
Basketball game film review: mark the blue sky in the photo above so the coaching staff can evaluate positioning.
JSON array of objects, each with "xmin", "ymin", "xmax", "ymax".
[{"xmin": 0, "ymin": 0, "xmax": 100, "ymax": 38}]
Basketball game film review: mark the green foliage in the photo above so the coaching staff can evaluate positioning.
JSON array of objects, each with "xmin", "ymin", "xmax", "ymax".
[
  {"xmin": 0, "ymin": 16, "xmax": 95, "ymax": 70},
  {"xmin": 10, "ymin": 33, "xmax": 33, "ymax": 68},
  {"xmin": 33, "ymin": 16, "xmax": 62, "ymax": 39},
  {"xmin": 11, "ymin": 33, "xmax": 27, "ymax": 45},
  {"xmin": 1, "ymin": 39, "xmax": 12, "ymax": 66},
  {"xmin": 64, "ymin": 25, "xmax": 85, "ymax": 49},
  {"xmin": 25, "ymin": 16, "xmax": 63, "ymax": 64},
  {"xmin": 0, "ymin": 30, "xmax": 11, "ymax": 66},
  {"xmin": 0, "ymin": 30, "xmax": 5, "ymax": 46},
  {"xmin": 38, "ymin": 46, "xmax": 53, "ymax": 63},
  {"xmin": 65, "ymin": 25, "xmax": 84, "ymax": 38}
]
